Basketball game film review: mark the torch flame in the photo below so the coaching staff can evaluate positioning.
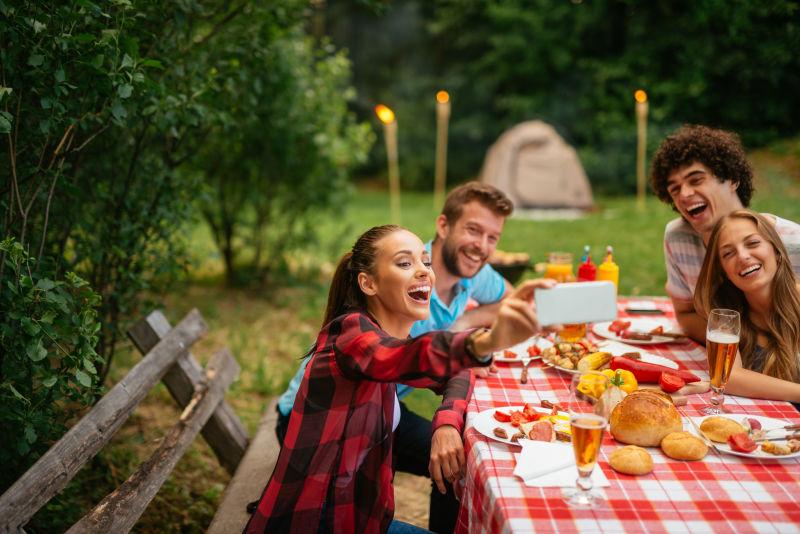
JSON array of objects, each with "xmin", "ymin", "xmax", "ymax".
[
  {"xmin": 375, "ymin": 104, "xmax": 395, "ymax": 124},
  {"xmin": 436, "ymin": 90, "xmax": 450, "ymax": 104},
  {"xmin": 634, "ymin": 90, "xmax": 647, "ymax": 103}
]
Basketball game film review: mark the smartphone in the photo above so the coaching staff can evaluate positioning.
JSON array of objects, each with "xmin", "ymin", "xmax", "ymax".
[
  {"xmin": 624, "ymin": 300, "xmax": 665, "ymax": 314},
  {"xmin": 534, "ymin": 281, "xmax": 617, "ymax": 326}
]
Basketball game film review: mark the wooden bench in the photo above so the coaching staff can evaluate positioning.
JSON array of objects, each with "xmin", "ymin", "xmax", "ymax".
[{"xmin": 0, "ymin": 309, "xmax": 280, "ymax": 533}]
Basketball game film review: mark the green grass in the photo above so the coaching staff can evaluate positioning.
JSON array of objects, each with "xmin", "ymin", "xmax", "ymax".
[{"xmin": 31, "ymin": 141, "xmax": 799, "ymax": 532}]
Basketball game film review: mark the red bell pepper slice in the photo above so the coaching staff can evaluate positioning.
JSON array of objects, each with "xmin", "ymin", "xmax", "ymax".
[{"xmin": 610, "ymin": 356, "xmax": 701, "ymax": 384}]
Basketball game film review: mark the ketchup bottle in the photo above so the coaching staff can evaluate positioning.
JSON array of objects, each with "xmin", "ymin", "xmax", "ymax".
[{"xmin": 577, "ymin": 245, "xmax": 596, "ymax": 282}]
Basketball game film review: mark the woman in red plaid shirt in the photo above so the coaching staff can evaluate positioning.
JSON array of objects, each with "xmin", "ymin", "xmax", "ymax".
[{"xmin": 245, "ymin": 225, "xmax": 553, "ymax": 534}]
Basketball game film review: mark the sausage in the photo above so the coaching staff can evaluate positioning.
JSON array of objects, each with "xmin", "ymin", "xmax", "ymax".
[{"xmin": 493, "ymin": 427, "xmax": 509, "ymax": 439}]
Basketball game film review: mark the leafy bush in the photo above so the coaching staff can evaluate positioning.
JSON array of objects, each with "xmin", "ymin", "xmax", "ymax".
[
  {"xmin": 0, "ymin": 239, "xmax": 102, "ymax": 489},
  {"xmin": 195, "ymin": 7, "xmax": 374, "ymax": 284}
]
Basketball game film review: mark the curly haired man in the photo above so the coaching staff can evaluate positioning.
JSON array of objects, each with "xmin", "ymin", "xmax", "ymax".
[{"xmin": 651, "ymin": 124, "xmax": 800, "ymax": 343}]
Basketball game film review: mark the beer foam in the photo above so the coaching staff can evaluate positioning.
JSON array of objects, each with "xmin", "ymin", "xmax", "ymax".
[{"xmin": 707, "ymin": 331, "xmax": 739, "ymax": 344}]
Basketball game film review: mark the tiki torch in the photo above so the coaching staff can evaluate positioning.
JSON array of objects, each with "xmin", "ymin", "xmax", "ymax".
[
  {"xmin": 635, "ymin": 89, "xmax": 648, "ymax": 210},
  {"xmin": 375, "ymin": 104, "xmax": 401, "ymax": 224},
  {"xmin": 434, "ymin": 90, "xmax": 450, "ymax": 210}
]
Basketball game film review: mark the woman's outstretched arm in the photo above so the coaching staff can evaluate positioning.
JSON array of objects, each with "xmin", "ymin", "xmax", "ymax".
[{"xmin": 725, "ymin": 354, "xmax": 800, "ymax": 403}]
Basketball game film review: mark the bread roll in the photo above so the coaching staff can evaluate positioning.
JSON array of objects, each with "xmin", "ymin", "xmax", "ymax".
[
  {"xmin": 699, "ymin": 416, "xmax": 746, "ymax": 443},
  {"xmin": 609, "ymin": 389, "xmax": 682, "ymax": 446},
  {"xmin": 660, "ymin": 431, "xmax": 708, "ymax": 461},
  {"xmin": 609, "ymin": 445, "xmax": 653, "ymax": 475}
]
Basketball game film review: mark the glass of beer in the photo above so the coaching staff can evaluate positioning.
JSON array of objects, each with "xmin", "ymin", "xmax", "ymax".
[
  {"xmin": 702, "ymin": 308, "xmax": 741, "ymax": 415},
  {"xmin": 564, "ymin": 371, "xmax": 610, "ymax": 509}
]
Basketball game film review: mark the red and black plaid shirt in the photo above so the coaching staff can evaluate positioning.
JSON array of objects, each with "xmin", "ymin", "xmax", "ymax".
[{"xmin": 245, "ymin": 311, "xmax": 487, "ymax": 534}]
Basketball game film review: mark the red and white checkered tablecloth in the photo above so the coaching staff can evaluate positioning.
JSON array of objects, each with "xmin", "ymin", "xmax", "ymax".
[{"xmin": 456, "ymin": 297, "xmax": 800, "ymax": 533}]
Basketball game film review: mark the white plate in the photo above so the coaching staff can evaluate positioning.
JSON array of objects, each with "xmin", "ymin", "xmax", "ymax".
[
  {"xmin": 494, "ymin": 337, "xmax": 554, "ymax": 363},
  {"xmin": 471, "ymin": 405, "xmax": 570, "ymax": 447},
  {"xmin": 593, "ymin": 318, "xmax": 685, "ymax": 345},
  {"xmin": 596, "ymin": 340, "xmax": 679, "ymax": 370},
  {"xmin": 686, "ymin": 414, "xmax": 800, "ymax": 460},
  {"xmin": 542, "ymin": 362, "xmax": 581, "ymax": 375}
]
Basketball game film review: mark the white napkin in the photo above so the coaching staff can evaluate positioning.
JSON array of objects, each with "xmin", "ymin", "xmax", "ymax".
[{"xmin": 513, "ymin": 440, "xmax": 610, "ymax": 488}]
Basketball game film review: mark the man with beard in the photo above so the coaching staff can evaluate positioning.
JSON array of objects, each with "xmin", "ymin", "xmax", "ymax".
[
  {"xmin": 651, "ymin": 124, "xmax": 800, "ymax": 343},
  {"xmin": 273, "ymin": 182, "xmax": 513, "ymax": 533}
]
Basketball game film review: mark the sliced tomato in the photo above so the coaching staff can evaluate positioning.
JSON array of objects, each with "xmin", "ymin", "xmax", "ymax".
[
  {"xmin": 659, "ymin": 372, "xmax": 686, "ymax": 393},
  {"xmin": 728, "ymin": 432, "xmax": 757, "ymax": 453},
  {"xmin": 493, "ymin": 410, "xmax": 511, "ymax": 423},
  {"xmin": 503, "ymin": 350, "xmax": 517, "ymax": 359},
  {"xmin": 522, "ymin": 403, "xmax": 541, "ymax": 421},
  {"xmin": 509, "ymin": 411, "xmax": 525, "ymax": 427},
  {"xmin": 609, "ymin": 320, "xmax": 631, "ymax": 333},
  {"xmin": 527, "ymin": 344, "xmax": 541, "ymax": 357}
]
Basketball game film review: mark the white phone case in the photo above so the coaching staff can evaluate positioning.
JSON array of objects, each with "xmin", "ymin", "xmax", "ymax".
[{"xmin": 534, "ymin": 281, "xmax": 617, "ymax": 326}]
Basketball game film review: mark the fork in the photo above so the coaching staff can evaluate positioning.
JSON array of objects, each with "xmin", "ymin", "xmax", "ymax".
[
  {"xmin": 754, "ymin": 432, "xmax": 800, "ymax": 443},
  {"xmin": 520, "ymin": 335, "xmax": 541, "ymax": 384}
]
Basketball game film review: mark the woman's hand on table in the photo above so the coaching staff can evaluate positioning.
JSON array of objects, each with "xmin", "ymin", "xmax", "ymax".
[
  {"xmin": 473, "ymin": 364, "xmax": 498, "ymax": 379},
  {"xmin": 473, "ymin": 278, "xmax": 558, "ymax": 356},
  {"xmin": 429, "ymin": 425, "xmax": 465, "ymax": 494}
]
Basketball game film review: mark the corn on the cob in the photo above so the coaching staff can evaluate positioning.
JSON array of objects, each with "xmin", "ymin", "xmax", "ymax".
[{"xmin": 577, "ymin": 351, "xmax": 613, "ymax": 372}]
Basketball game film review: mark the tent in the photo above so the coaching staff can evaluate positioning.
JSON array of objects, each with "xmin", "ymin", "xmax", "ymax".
[{"xmin": 479, "ymin": 120, "xmax": 594, "ymax": 210}]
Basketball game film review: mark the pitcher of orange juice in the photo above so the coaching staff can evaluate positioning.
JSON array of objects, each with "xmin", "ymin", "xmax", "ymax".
[
  {"xmin": 544, "ymin": 252, "xmax": 585, "ymax": 341},
  {"xmin": 544, "ymin": 252, "xmax": 575, "ymax": 282}
]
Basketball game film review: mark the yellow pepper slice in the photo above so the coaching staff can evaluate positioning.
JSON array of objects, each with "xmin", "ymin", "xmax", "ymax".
[
  {"xmin": 577, "ymin": 373, "xmax": 607, "ymax": 399},
  {"xmin": 602, "ymin": 368, "xmax": 638, "ymax": 394}
]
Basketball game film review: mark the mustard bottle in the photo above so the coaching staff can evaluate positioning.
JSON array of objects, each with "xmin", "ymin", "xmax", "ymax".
[{"xmin": 596, "ymin": 245, "xmax": 619, "ymax": 290}]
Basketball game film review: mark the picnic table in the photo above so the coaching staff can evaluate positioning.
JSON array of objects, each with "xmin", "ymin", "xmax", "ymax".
[{"xmin": 456, "ymin": 297, "xmax": 800, "ymax": 533}]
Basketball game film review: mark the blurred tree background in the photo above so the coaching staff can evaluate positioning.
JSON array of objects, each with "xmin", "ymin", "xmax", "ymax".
[{"xmin": 328, "ymin": 0, "xmax": 800, "ymax": 192}]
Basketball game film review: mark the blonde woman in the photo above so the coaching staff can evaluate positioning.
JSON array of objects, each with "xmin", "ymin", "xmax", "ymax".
[{"xmin": 695, "ymin": 209, "xmax": 800, "ymax": 404}]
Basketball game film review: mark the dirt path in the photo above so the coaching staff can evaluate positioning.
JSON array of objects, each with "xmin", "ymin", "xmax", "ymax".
[{"xmin": 393, "ymin": 473, "xmax": 432, "ymax": 528}]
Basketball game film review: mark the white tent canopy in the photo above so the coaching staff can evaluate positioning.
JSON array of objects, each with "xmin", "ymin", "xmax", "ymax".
[{"xmin": 479, "ymin": 120, "xmax": 594, "ymax": 210}]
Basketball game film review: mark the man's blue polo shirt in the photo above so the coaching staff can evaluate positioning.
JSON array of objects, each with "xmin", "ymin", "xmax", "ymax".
[{"xmin": 277, "ymin": 241, "xmax": 507, "ymax": 416}]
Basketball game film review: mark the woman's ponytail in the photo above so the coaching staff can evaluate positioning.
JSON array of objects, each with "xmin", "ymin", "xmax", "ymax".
[{"xmin": 323, "ymin": 252, "xmax": 362, "ymax": 327}]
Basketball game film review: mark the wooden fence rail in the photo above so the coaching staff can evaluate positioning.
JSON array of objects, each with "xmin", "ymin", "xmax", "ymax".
[
  {"xmin": 0, "ymin": 310, "xmax": 208, "ymax": 532},
  {"xmin": 0, "ymin": 307, "xmax": 274, "ymax": 534}
]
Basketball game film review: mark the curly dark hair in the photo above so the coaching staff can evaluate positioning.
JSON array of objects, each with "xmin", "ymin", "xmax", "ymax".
[{"xmin": 650, "ymin": 124, "xmax": 754, "ymax": 208}]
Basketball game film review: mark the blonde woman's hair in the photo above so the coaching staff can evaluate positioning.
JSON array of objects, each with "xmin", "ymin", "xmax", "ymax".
[{"xmin": 694, "ymin": 210, "xmax": 800, "ymax": 381}]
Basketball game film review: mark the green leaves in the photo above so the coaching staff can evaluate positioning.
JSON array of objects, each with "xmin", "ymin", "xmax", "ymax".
[
  {"xmin": 74, "ymin": 370, "xmax": 92, "ymax": 387},
  {"xmin": 0, "ymin": 110, "xmax": 11, "ymax": 134},
  {"xmin": 27, "ymin": 53, "xmax": 44, "ymax": 66},
  {"xmin": 1, "ymin": 238, "xmax": 101, "ymax": 484},
  {"xmin": 117, "ymin": 83, "xmax": 133, "ymax": 98},
  {"xmin": 26, "ymin": 340, "xmax": 48, "ymax": 362}
]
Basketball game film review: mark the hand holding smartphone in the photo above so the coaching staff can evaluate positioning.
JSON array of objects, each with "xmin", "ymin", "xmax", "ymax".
[{"xmin": 534, "ymin": 281, "xmax": 617, "ymax": 326}]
